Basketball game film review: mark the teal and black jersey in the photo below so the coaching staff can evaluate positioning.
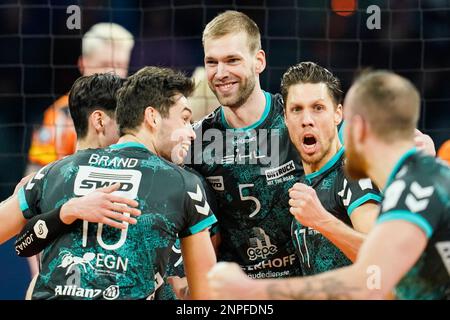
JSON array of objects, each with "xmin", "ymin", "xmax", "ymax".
[
  {"xmin": 187, "ymin": 91, "xmax": 304, "ymax": 278},
  {"xmin": 18, "ymin": 142, "xmax": 217, "ymax": 300},
  {"xmin": 156, "ymin": 166, "xmax": 218, "ymax": 300},
  {"xmin": 376, "ymin": 148, "xmax": 450, "ymax": 300},
  {"xmin": 292, "ymin": 147, "xmax": 382, "ymax": 276}
]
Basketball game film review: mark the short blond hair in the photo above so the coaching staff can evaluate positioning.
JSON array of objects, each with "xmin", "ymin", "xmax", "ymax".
[
  {"xmin": 350, "ymin": 71, "xmax": 420, "ymax": 142},
  {"xmin": 82, "ymin": 23, "xmax": 134, "ymax": 56},
  {"xmin": 202, "ymin": 10, "xmax": 261, "ymax": 53}
]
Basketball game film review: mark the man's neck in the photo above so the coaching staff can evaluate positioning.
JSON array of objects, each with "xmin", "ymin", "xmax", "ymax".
[
  {"xmin": 118, "ymin": 132, "xmax": 158, "ymax": 155},
  {"xmin": 222, "ymin": 85, "xmax": 266, "ymax": 129},
  {"xmin": 76, "ymin": 136, "xmax": 101, "ymax": 151},
  {"xmin": 302, "ymin": 137, "xmax": 342, "ymax": 175},
  {"xmin": 366, "ymin": 141, "xmax": 415, "ymax": 191}
]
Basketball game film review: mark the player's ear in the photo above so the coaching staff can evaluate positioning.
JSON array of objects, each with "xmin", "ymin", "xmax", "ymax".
[
  {"xmin": 335, "ymin": 104, "xmax": 343, "ymax": 125},
  {"xmin": 144, "ymin": 106, "xmax": 159, "ymax": 130},
  {"xmin": 255, "ymin": 49, "xmax": 266, "ymax": 74},
  {"xmin": 91, "ymin": 110, "xmax": 105, "ymax": 133}
]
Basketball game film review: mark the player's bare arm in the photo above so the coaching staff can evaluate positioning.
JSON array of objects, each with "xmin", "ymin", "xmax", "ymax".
[
  {"xmin": 289, "ymin": 182, "xmax": 379, "ymax": 261},
  {"xmin": 0, "ymin": 173, "xmax": 37, "ymax": 244},
  {"xmin": 181, "ymin": 228, "xmax": 217, "ymax": 300},
  {"xmin": 169, "ymin": 228, "xmax": 219, "ymax": 300},
  {"xmin": 210, "ymin": 231, "xmax": 221, "ymax": 257},
  {"xmin": 14, "ymin": 183, "xmax": 141, "ymax": 257},
  {"xmin": 0, "ymin": 195, "xmax": 27, "ymax": 245},
  {"xmin": 208, "ymin": 220, "xmax": 427, "ymax": 299},
  {"xmin": 3, "ymin": 183, "xmax": 141, "ymax": 247},
  {"xmin": 59, "ymin": 182, "xmax": 141, "ymax": 228}
]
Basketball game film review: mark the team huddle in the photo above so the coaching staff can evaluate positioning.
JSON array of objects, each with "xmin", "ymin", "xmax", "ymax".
[{"xmin": 0, "ymin": 11, "xmax": 449, "ymax": 300}]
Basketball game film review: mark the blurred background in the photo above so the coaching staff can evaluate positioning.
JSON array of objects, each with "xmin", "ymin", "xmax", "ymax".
[{"xmin": 0, "ymin": 0, "xmax": 449, "ymax": 299}]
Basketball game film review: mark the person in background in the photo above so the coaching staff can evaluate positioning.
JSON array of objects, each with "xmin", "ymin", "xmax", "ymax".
[
  {"xmin": 188, "ymin": 66, "xmax": 220, "ymax": 122},
  {"xmin": 24, "ymin": 22, "xmax": 134, "ymax": 277},
  {"xmin": 3, "ymin": 66, "xmax": 217, "ymax": 300},
  {"xmin": 27, "ymin": 22, "xmax": 134, "ymax": 173}
]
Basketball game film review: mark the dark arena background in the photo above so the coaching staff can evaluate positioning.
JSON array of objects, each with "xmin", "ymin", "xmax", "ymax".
[{"xmin": 0, "ymin": 0, "xmax": 449, "ymax": 299}]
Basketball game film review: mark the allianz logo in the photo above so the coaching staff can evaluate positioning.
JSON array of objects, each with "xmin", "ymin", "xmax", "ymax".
[{"xmin": 54, "ymin": 285, "xmax": 120, "ymax": 300}]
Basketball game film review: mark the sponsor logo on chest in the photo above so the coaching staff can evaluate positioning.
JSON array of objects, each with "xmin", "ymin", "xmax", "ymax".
[
  {"xmin": 54, "ymin": 284, "xmax": 119, "ymax": 300},
  {"xmin": 264, "ymin": 161, "xmax": 296, "ymax": 185},
  {"xmin": 206, "ymin": 176, "xmax": 224, "ymax": 191}
]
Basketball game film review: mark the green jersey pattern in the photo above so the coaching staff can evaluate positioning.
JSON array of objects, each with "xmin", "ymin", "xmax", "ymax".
[
  {"xmin": 188, "ymin": 91, "xmax": 304, "ymax": 279},
  {"xmin": 292, "ymin": 147, "xmax": 382, "ymax": 275},
  {"xmin": 155, "ymin": 166, "xmax": 218, "ymax": 300},
  {"xmin": 377, "ymin": 148, "xmax": 450, "ymax": 299},
  {"xmin": 18, "ymin": 142, "xmax": 217, "ymax": 300}
]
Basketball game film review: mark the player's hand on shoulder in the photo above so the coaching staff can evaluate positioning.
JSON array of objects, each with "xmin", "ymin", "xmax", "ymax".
[
  {"xmin": 288, "ymin": 183, "xmax": 332, "ymax": 230},
  {"xmin": 60, "ymin": 183, "xmax": 141, "ymax": 229}
]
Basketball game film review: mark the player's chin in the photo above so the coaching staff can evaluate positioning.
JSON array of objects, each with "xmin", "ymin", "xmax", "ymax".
[
  {"xmin": 299, "ymin": 150, "xmax": 322, "ymax": 164},
  {"xmin": 216, "ymin": 93, "xmax": 239, "ymax": 106}
]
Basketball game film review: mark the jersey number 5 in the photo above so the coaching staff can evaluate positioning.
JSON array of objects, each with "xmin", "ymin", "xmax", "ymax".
[{"xmin": 238, "ymin": 184, "xmax": 261, "ymax": 218}]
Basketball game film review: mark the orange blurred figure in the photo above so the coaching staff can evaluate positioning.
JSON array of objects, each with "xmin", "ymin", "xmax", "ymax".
[
  {"xmin": 27, "ymin": 23, "xmax": 134, "ymax": 172},
  {"xmin": 437, "ymin": 139, "xmax": 450, "ymax": 165},
  {"xmin": 28, "ymin": 95, "xmax": 76, "ymax": 166},
  {"xmin": 331, "ymin": 0, "xmax": 357, "ymax": 17}
]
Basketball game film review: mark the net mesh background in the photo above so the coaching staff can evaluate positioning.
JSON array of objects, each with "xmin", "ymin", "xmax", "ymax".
[
  {"xmin": 0, "ymin": 0, "xmax": 449, "ymax": 204},
  {"xmin": 0, "ymin": 0, "xmax": 449, "ymax": 300}
]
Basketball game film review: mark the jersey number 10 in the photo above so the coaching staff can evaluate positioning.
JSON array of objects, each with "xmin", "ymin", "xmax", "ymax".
[{"xmin": 81, "ymin": 211, "xmax": 130, "ymax": 250}]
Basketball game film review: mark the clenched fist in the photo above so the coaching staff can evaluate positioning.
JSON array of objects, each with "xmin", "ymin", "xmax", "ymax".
[
  {"xmin": 288, "ymin": 183, "xmax": 333, "ymax": 231},
  {"xmin": 208, "ymin": 262, "xmax": 254, "ymax": 300}
]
